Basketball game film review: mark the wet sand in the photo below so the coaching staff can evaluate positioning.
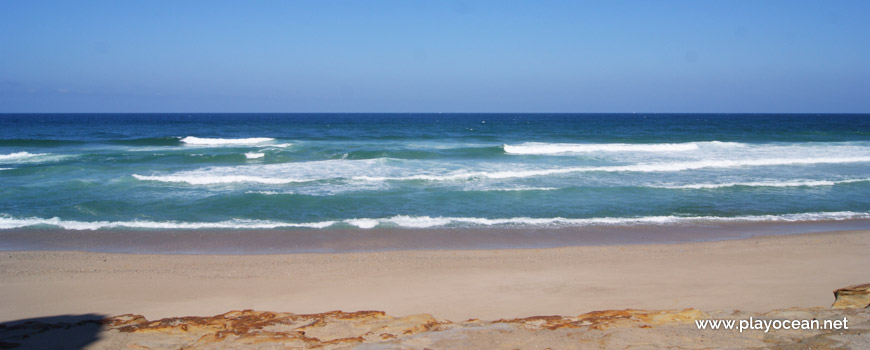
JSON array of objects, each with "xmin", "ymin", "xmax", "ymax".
[{"xmin": 1, "ymin": 229, "xmax": 868, "ymax": 323}]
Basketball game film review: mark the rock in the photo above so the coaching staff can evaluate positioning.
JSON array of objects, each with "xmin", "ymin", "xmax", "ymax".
[
  {"xmin": 832, "ymin": 283, "xmax": 870, "ymax": 309},
  {"xmin": 494, "ymin": 308, "xmax": 708, "ymax": 330},
  {"xmin": 111, "ymin": 309, "xmax": 448, "ymax": 349},
  {"xmin": 2, "ymin": 307, "xmax": 869, "ymax": 349}
]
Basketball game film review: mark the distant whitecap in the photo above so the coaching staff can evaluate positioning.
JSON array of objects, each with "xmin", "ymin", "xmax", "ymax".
[
  {"xmin": 502, "ymin": 141, "xmax": 742, "ymax": 155},
  {"xmin": 181, "ymin": 136, "xmax": 276, "ymax": 146}
]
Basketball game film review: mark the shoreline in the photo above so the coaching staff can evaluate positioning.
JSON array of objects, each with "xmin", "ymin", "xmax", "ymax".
[
  {"xmin": 2, "ymin": 229, "xmax": 869, "ymax": 324},
  {"xmin": 2, "ymin": 218, "xmax": 870, "ymax": 254}
]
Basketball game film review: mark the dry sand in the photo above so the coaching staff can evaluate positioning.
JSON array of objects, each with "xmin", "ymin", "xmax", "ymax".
[{"xmin": 1, "ymin": 229, "xmax": 868, "ymax": 324}]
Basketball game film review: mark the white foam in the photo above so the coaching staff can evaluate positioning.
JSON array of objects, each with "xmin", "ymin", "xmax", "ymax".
[
  {"xmin": 352, "ymin": 173, "xmax": 479, "ymax": 182},
  {"xmin": 0, "ymin": 152, "xmax": 43, "ymax": 160},
  {"xmin": 242, "ymin": 180, "xmax": 391, "ymax": 196},
  {"xmin": 600, "ymin": 157, "xmax": 870, "ymax": 173},
  {"xmin": 245, "ymin": 152, "xmax": 265, "ymax": 159},
  {"xmin": 464, "ymin": 186, "xmax": 558, "ymax": 192},
  {"xmin": 0, "ymin": 216, "xmax": 336, "ymax": 230},
  {"xmin": 0, "ymin": 168, "xmax": 11, "ymax": 171},
  {"xmin": 0, "ymin": 151, "xmax": 69, "ymax": 164},
  {"xmin": 360, "ymin": 211, "xmax": 870, "ymax": 228},
  {"xmin": 345, "ymin": 218, "xmax": 380, "ymax": 229},
  {"xmin": 353, "ymin": 157, "xmax": 870, "ymax": 182},
  {"xmin": 246, "ymin": 191, "xmax": 282, "ymax": 195},
  {"xmin": 386, "ymin": 215, "xmax": 455, "ymax": 228},
  {"xmin": 655, "ymin": 178, "xmax": 870, "ymax": 189},
  {"xmin": 130, "ymin": 154, "xmax": 870, "ymax": 187},
  {"xmin": 502, "ymin": 141, "xmax": 742, "ymax": 155},
  {"xmin": 181, "ymin": 136, "xmax": 277, "ymax": 146},
  {"xmin": 2, "ymin": 211, "xmax": 867, "ymax": 230},
  {"xmin": 132, "ymin": 158, "xmax": 391, "ymax": 185},
  {"xmin": 132, "ymin": 174, "xmax": 310, "ymax": 185}
]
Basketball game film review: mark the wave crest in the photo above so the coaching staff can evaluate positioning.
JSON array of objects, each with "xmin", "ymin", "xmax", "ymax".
[
  {"xmin": 181, "ymin": 136, "xmax": 278, "ymax": 146},
  {"xmin": 3, "ymin": 211, "xmax": 866, "ymax": 230},
  {"xmin": 355, "ymin": 157, "xmax": 870, "ymax": 182},
  {"xmin": 0, "ymin": 216, "xmax": 335, "ymax": 230},
  {"xmin": 502, "ymin": 141, "xmax": 740, "ymax": 155},
  {"xmin": 0, "ymin": 152, "xmax": 47, "ymax": 161},
  {"xmin": 132, "ymin": 174, "xmax": 310, "ymax": 185},
  {"xmin": 0, "ymin": 151, "xmax": 70, "ymax": 164},
  {"xmin": 343, "ymin": 212, "xmax": 870, "ymax": 228},
  {"xmin": 655, "ymin": 178, "xmax": 870, "ymax": 189},
  {"xmin": 131, "ymin": 156, "xmax": 870, "ymax": 186}
]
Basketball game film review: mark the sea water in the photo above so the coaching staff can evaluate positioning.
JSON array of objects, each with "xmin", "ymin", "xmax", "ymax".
[{"xmin": 1, "ymin": 114, "xmax": 869, "ymax": 231}]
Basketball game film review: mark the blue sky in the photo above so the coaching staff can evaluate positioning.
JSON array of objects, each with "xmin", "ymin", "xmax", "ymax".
[{"xmin": 1, "ymin": 1, "xmax": 868, "ymax": 112}]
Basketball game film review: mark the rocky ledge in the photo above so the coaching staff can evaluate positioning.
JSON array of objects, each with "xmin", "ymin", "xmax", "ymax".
[
  {"xmin": 2, "ymin": 285, "xmax": 869, "ymax": 349},
  {"xmin": 833, "ymin": 283, "xmax": 870, "ymax": 309}
]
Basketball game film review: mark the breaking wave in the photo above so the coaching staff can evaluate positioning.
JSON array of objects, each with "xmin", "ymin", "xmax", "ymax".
[
  {"xmin": 503, "ymin": 141, "xmax": 739, "ymax": 155},
  {"xmin": 132, "ymin": 174, "xmax": 310, "ymax": 185},
  {"xmin": 352, "ymin": 157, "xmax": 870, "ymax": 182},
  {"xmin": 655, "ymin": 178, "xmax": 870, "ymax": 189},
  {"xmin": 0, "ymin": 152, "xmax": 70, "ymax": 164},
  {"xmin": 2, "ymin": 211, "xmax": 867, "ymax": 230},
  {"xmin": 0, "ymin": 152, "xmax": 47, "ymax": 161},
  {"xmin": 131, "ymin": 156, "xmax": 870, "ymax": 185},
  {"xmin": 181, "ymin": 136, "xmax": 282, "ymax": 146},
  {"xmin": 464, "ymin": 186, "xmax": 559, "ymax": 192},
  {"xmin": 0, "ymin": 216, "xmax": 336, "ymax": 230},
  {"xmin": 342, "ymin": 211, "xmax": 870, "ymax": 228}
]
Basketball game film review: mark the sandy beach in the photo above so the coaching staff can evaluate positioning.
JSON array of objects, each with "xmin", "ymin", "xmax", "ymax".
[{"xmin": 2, "ymin": 229, "xmax": 868, "ymax": 324}]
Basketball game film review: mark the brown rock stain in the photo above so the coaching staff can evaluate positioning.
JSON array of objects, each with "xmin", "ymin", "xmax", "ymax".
[{"xmin": 495, "ymin": 308, "xmax": 707, "ymax": 330}]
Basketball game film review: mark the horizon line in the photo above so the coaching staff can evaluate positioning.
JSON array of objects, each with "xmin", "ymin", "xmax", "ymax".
[{"xmin": 2, "ymin": 112, "xmax": 868, "ymax": 115}]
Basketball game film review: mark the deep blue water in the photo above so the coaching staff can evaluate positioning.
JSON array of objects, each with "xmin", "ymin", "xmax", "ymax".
[{"xmin": 1, "ymin": 113, "xmax": 869, "ymax": 230}]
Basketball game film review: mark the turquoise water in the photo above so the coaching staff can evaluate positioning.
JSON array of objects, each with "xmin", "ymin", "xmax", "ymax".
[{"xmin": 1, "ymin": 113, "xmax": 869, "ymax": 230}]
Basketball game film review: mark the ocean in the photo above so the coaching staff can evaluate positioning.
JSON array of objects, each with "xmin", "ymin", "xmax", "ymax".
[{"xmin": 1, "ymin": 113, "xmax": 870, "ymax": 232}]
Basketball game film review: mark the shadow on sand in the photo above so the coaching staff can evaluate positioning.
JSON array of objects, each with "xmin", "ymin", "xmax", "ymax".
[{"xmin": 0, "ymin": 314, "xmax": 106, "ymax": 349}]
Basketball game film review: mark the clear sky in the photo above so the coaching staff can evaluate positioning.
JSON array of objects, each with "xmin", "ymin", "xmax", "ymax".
[{"xmin": 1, "ymin": 1, "xmax": 868, "ymax": 113}]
